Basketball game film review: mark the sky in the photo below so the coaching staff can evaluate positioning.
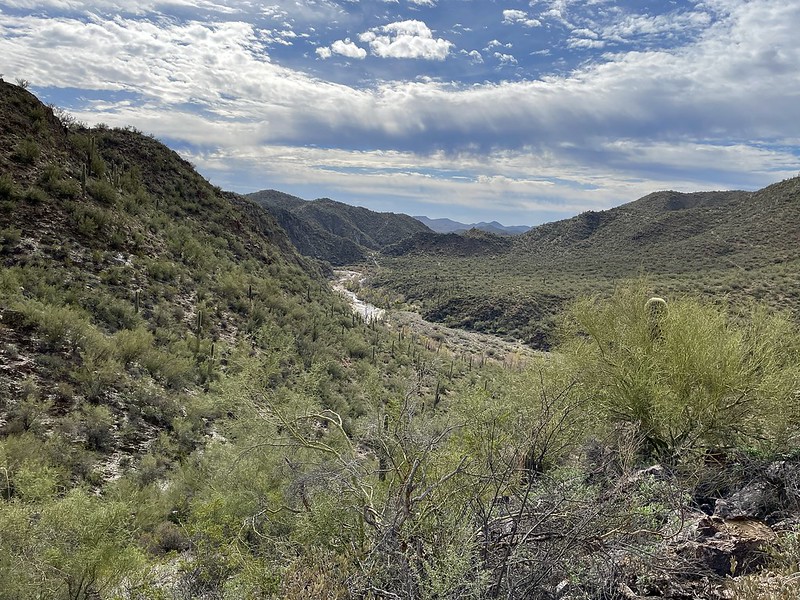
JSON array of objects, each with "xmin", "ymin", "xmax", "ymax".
[{"xmin": 1, "ymin": 0, "xmax": 799, "ymax": 225}]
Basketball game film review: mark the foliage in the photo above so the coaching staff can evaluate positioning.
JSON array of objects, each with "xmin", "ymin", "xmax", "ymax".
[
  {"xmin": 12, "ymin": 137, "xmax": 39, "ymax": 164},
  {"xmin": 560, "ymin": 281, "xmax": 800, "ymax": 458}
]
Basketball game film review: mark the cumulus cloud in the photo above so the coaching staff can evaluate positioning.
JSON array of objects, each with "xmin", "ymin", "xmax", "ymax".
[
  {"xmin": 462, "ymin": 49, "xmax": 484, "ymax": 64},
  {"xmin": 502, "ymin": 9, "xmax": 541, "ymax": 27},
  {"xmin": 485, "ymin": 39, "xmax": 512, "ymax": 50},
  {"xmin": 494, "ymin": 52, "xmax": 518, "ymax": 66},
  {"xmin": 331, "ymin": 38, "xmax": 367, "ymax": 59},
  {"xmin": 358, "ymin": 19, "xmax": 453, "ymax": 60}
]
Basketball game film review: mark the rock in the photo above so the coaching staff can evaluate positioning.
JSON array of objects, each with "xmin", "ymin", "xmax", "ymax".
[
  {"xmin": 766, "ymin": 460, "xmax": 800, "ymax": 508},
  {"xmin": 554, "ymin": 579, "xmax": 570, "ymax": 598},
  {"xmin": 713, "ymin": 480, "xmax": 781, "ymax": 520},
  {"xmin": 677, "ymin": 516, "xmax": 776, "ymax": 576}
]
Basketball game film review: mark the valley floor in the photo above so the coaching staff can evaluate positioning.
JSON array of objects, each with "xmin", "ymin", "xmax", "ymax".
[{"xmin": 332, "ymin": 269, "xmax": 542, "ymax": 370}]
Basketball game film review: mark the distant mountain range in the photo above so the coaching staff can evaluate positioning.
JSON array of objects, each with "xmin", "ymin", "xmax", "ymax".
[
  {"xmin": 413, "ymin": 216, "xmax": 531, "ymax": 236},
  {"xmin": 247, "ymin": 190, "xmax": 431, "ymax": 265}
]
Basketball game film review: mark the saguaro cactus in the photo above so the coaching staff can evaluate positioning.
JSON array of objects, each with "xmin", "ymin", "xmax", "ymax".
[{"xmin": 645, "ymin": 297, "xmax": 668, "ymax": 342}]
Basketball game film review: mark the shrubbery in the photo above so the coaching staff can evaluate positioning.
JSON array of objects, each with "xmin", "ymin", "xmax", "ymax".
[{"xmin": 561, "ymin": 282, "xmax": 800, "ymax": 460}]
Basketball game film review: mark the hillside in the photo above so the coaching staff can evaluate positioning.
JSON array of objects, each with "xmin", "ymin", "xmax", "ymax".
[
  {"xmin": 249, "ymin": 189, "xmax": 431, "ymax": 265},
  {"xmin": 383, "ymin": 227, "xmax": 513, "ymax": 257},
  {"xmin": 373, "ymin": 180, "xmax": 800, "ymax": 346},
  {"xmin": 0, "ymin": 81, "xmax": 480, "ymax": 597}
]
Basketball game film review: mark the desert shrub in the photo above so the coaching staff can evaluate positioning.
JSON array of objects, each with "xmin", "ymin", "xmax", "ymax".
[
  {"xmin": 12, "ymin": 463, "xmax": 64, "ymax": 503},
  {"xmin": 41, "ymin": 165, "xmax": 81, "ymax": 199},
  {"xmin": 12, "ymin": 138, "xmax": 39, "ymax": 164},
  {"xmin": 143, "ymin": 347, "xmax": 194, "ymax": 389},
  {"xmin": 113, "ymin": 327, "xmax": 154, "ymax": 366},
  {"xmin": 23, "ymin": 185, "xmax": 47, "ymax": 204},
  {"xmin": 87, "ymin": 178, "xmax": 118, "ymax": 205},
  {"xmin": 70, "ymin": 202, "xmax": 111, "ymax": 238},
  {"xmin": 90, "ymin": 294, "xmax": 138, "ymax": 331},
  {"xmin": 561, "ymin": 282, "xmax": 800, "ymax": 459},
  {"xmin": 81, "ymin": 403, "xmax": 115, "ymax": 451},
  {"xmin": 14, "ymin": 299, "xmax": 94, "ymax": 352},
  {"xmin": 0, "ymin": 489, "xmax": 143, "ymax": 600},
  {"xmin": 71, "ymin": 343, "xmax": 120, "ymax": 402},
  {"xmin": 147, "ymin": 259, "xmax": 178, "ymax": 282},
  {"xmin": 0, "ymin": 173, "xmax": 17, "ymax": 200},
  {"xmin": 0, "ymin": 227, "xmax": 21, "ymax": 253}
]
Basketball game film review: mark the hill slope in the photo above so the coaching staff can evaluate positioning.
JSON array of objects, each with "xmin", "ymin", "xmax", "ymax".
[
  {"xmin": 249, "ymin": 189, "xmax": 431, "ymax": 264},
  {"xmin": 374, "ymin": 180, "xmax": 800, "ymax": 346},
  {"xmin": 0, "ymin": 80, "xmax": 328, "ymax": 450}
]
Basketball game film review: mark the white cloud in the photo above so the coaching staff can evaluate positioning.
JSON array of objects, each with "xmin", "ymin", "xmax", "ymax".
[
  {"xmin": 409, "ymin": 0, "xmax": 437, "ymax": 5},
  {"xmin": 602, "ymin": 10, "xmax": 713, "ymax": 43},
  {"xmin": 358, "ymin": 19, "xmax": 453, "ymax": 60},
  {"xmin": 462, "ymin": 49, "xmax": 483, "ymax": 64},
  {"xmin": 494, "ymin": 52, "xmax": 518, "ymax": 66},
  {"xmin": 485, "ymin": 39, "xmax": 512, "ymax": 51},
  {"xmin": 568, "ymin": 37, "xmax": 604, "ymax": 49},
  {"xmin": 316, "ymin": 46, "xmax": 332, "ymax": 59},
  {"xmin": 502, "ymin": 9, "xmax": 541, "ymax": 27},
  {"xmin": 331, "ymin": 38, "xmax": 367, "ymax": 59}
]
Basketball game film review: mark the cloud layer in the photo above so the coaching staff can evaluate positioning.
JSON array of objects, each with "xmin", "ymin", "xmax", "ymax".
[{"xmin": 0, "ymin": 0, "xmax": 798, "ymax": 224}]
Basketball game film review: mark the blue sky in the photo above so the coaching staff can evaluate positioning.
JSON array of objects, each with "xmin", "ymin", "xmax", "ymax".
[{"xmin": 1, "ymin": 0, "xmax": 799, "ymax": 225}]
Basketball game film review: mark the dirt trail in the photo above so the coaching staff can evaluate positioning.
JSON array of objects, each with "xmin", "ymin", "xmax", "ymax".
[{"xmin": 332, "ymin": 270, "xmax": 543, "ymax": 368}]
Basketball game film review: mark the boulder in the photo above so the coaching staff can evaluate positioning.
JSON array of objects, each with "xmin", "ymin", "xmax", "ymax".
[{"xmin": 677, "ymin": 516, "xmax": 776, "ymax": 576}]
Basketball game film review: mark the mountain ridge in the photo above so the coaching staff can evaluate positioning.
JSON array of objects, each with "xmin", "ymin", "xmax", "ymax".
[
  {"xmin": 249, "ymin": 189, "xmax": 431, "ymax": 265},
  {"xmin": 374, "ymin": 177, "xmax": 800, "ymax": 347},
  {"xmin": 414, "ymin": 215, "xmax": 530, "ymax": 236}
]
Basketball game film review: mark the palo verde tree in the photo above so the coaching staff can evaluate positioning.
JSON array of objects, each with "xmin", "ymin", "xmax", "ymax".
[{"xmin": 560, "ymin": 281, "xmax": 800, "ymax": 461}]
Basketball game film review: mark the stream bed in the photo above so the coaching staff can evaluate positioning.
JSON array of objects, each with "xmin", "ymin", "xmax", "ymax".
[{"xmin": 332, "ymin": 269, "xmax": 542, "ymax": 367}]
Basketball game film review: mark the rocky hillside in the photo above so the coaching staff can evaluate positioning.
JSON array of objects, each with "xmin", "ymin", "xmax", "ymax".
[
  {"xmin": 514, "ymin": 184, "xmax": 800, "ymax": 275},
  {"xmin": 0, "ymin": 79, "xmax": 335, "ymax": 483},
  {"xmin": 383, "ymin": 227, "xmax": 513, "ymax": 257},
  {"xmin": 249, "ymin": 189, "xmax": 431, "ymax": 265}
]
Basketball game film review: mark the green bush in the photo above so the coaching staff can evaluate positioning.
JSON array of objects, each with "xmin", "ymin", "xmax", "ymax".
[
  {"xmin": 81, "ymin": 404, "xmax": 115, "ymax": 451},
  {"xmin": 0, "ymin": 489, "xmax": 143, "ymax": 599},
  {"xmin": 561, "ymin": 282, "xmax": 800, "ymax": 458},
  {"xmin": 0, "ymin": 173, "xmax": 17, "ymax": 200},
  {"xmin": 87, "ymin": 178, "xmax": 118, "ymax": 205},
  {"xmin": 113, "ymin": 327, "xmax": 154, "ymax": 366},
  {"xmin": 71, "ymin": 202, "xmax": 111, "ymax": 238},
  {"xmin": 12, "ymin": 138, "xmax": 39, "ymax": 164},
  {"xmin": 23, "ymin": 185, "xmax": 47, "ymax": 204},
  {"xmin": 40, "ymin": 164, "xmax": 81, "ymax": 199},
  {"xmin": 0, "ymin": 228, "xmax": 21, "ymax": 253}
]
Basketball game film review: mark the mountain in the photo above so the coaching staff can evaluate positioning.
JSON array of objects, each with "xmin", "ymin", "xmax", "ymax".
[
  {"xmin": 376, "ymin": 180, "xmax": 800, "ymax": 347},
  {"xmin": 0, "ymin": 79, "xmax": 324, "ymax": 442},
  {"xmin": 414, "ymin": 215, "xmax": 530, "ymax": 236},
  {"xmin": 249, "ymin": 190, "xmax": 431, "ymax": 265},
  {"xmin": 513, "ymin": 185, "xmax": 799, "ymax": 275}
]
